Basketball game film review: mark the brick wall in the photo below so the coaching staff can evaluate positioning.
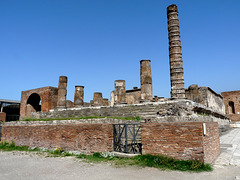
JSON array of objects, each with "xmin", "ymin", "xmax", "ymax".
[
  {"xmin": 1, "ymin": 120, "xmax": 220, "ymax": 163},
  {"xmin": 203, "ymin": 122, "xmax": 220, "ymax": 163},
  {"xmin": 0, "ymin": 112, "xmax": 6, "ymax": 122},
  {"xmin": 141, "ymin": 122, "xmax": 220, "ymax": 163},
  {"xmin": 2, "ymin": 123, "xmax": 113, "ymax": 154},
  {"xmin": 20, "ymin": 86, "xmax": 58, "ymax": 119},
  {"xmin": 222, "ymin": 91, "xmax": 240, "ymax": 122}
]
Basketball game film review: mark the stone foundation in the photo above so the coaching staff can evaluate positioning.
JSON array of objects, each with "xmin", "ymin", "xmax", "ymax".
[{"xmin": 31, "ymin": 99, "xmax": 230, "ymax": 132}]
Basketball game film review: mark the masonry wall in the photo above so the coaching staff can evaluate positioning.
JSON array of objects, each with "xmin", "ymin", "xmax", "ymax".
[
  {"xmin": 125, "ymin": 89, "xmax": 141, "ymax": 104},
  {"xmin": 20, "ymin": 86, "xmax": 58, "ymax": 119},
  {"xmin": 1, "ymin": 120, "xmax": 220, "ymax": 163},
  {"xmin": 185, "ymin": 86, "xmax": 225, "ymax": 114},
  {"xmin": 141, "ymin": 122, "xmax": 220, "ymax": 163},
  {"xmin": 203, "ymin": 122, "xmax": 220, "ymax": 163},
  {"xmin": 2, "ymin": 123, "xmax": 113, "ymax": 154},
  {"xmin": 221, "ymin": 91, "xmax": 240, "ymax": 122},
  {"xmin": 32, "ymin": 100, "xmax": 229, "ymax": 132}
]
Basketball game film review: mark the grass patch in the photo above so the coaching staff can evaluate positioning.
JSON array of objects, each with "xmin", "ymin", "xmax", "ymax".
[
  {"xmin": 22, "ymin": 116, "xmax": 141, "ymax": 122},
  {"xmin": 0, "ymin": 141, "xmax": 212, "ymax": 172},
  {"xmin": 76, "ymin": 153, "xmax": 212, "ymax": 172},
  {"xmin": 133, "ymin": 154, "xmax": 212, "ymax": 172}
]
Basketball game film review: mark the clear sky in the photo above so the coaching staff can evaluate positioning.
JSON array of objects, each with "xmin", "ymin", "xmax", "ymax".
[{"xmin": 1, "ymin": 0, "xmax": 239, "ymax": 102}]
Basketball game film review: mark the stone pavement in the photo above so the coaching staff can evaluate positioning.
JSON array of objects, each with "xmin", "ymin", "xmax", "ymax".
[{"xmin": 214, "ymin": 128, "xmax": 240, "ymax": 166}]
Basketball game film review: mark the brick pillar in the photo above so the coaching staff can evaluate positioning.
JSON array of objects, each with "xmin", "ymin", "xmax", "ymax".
[
  {"xmin": 74, "ymin": 86, "xmax": 84, "ymax": 107},
  {"xmin": 140, "ymin": 60, "xmax": 153, "ymax": 101},
  {"xmin": 167, "ymin": 4, "xmax": 185, "ymax": 99},
  {"xmin": 114, "ymin": 80, "xmax": 126, "ymax": 105},
  {"xmin": 0, "ymin": 112, "xmax": 6, "ymax": 122},
  {"xmin": 93, "ymin": 92, "xmax": 103, "ymax": 106},
  {"xmin": 57, "ymin": 76, "xmax": 68, "ymax": 108}
]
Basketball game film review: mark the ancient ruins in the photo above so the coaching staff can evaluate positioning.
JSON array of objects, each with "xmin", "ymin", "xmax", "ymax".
[{"xmin": 0, "ymin": 4, "xmax": 234, "ymax": 164}]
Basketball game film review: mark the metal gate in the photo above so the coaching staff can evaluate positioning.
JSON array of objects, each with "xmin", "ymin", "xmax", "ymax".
[{"xmin": 113, "ymin": 124, "xmax": 142, "ymax": 154}]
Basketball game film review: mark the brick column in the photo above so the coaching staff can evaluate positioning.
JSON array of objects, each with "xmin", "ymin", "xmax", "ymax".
[
  {"xmin": 57, "ymin": 76, "xmax": 68, "ymax": 108},
  {"xmin": 167, "ymin": 4, "xmax": 185, "ymax": 99},
  {"xmin": 93, "ymin": 92, "xmax": 103, "ymax": 106},
  {"xmin": 74, "ymin": 86, "xmax": 84, "ymax": 107},
  {"xmin": 140, "ymin": 60, "xmax": 153, "ymax": 101},
  {"xmin": 114, "ymin": 80, "xmax": 126, "ymax": 105}
]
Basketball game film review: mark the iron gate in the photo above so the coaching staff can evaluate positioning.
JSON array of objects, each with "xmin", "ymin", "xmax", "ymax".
[{"xmin": 113, "ymin": 124, "xmax": 142, "ymax": 154}]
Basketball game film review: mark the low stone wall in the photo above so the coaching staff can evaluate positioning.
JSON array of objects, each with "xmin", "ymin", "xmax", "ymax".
[
  {"xmin": 141, "ymin": 122, "xmax": 220, "ymax": 163},
  {"xmin": 2, "ymin": 122, "xmax": 113, "ymax": 155},
  {"xmin": 1, "ymin": 120, "xmax": 220, "ymax": 163}
]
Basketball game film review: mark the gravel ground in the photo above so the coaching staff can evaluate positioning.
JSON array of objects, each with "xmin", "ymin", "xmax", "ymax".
[{"xmin": 0, "ymin": 151, "xmax": 240, "ymax": 180}]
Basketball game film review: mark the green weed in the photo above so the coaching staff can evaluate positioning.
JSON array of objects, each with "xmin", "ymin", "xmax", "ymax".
[
  {"xmin": 22, "ymin": 116, "xmax": 141, "ymax": 122},
  {"xmin": 0, "ymin": 141, "xmax": 212, "ymax": 172}
]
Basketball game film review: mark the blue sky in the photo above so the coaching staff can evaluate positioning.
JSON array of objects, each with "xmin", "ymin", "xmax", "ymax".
[{"xmin": 1, "ymin": 0, "xmax": 239, "ymax": 102}]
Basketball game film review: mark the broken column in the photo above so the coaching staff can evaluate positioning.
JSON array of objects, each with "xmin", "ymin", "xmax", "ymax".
[
  {"xmin": 57, "ymin": 76, "xmax": 67, "ymax": 108},
  {"xmin": 103, "ymin": 98, "xmax": 109, "ymax": 106},
  {"xmin": 114, "ymin": 80, "xmax": 126, "ymax": 105},
  {"xmin": 167, "ymin": 4, "xmax": 186, "ymax": 99},
  {"xmin": 93, "ymin": 92, "xmax": 103, "ymax": 106},
  {"xmin": 140, "ymin": 60, "xmax": 153, "ymax": 101},
  {"xmin": 74, "ymin": 85, "xmax": 84, "ymax": 107}
]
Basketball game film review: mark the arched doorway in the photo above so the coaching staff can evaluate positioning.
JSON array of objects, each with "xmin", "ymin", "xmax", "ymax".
[{"xmin": 27, "ymin": 93, "xmax": 41, "ymax": 112}]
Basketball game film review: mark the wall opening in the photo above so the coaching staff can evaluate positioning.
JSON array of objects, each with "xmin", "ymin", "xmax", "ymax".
[
  {"xmin": 27, "ymin": 93, "xmax": 41, "ymax": 112},
  {"xmin": 228, "ymin": 101, "xmax": 235, "ymax": 114}
]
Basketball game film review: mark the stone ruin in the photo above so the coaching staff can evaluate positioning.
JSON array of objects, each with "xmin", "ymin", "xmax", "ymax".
[
  {"xmin": 2, "ymin": 4, "xmax": 232, "ymax": 164},
  {"xmin": 19, "ymin": 4, "xmax": 230, "ymax": 132}
]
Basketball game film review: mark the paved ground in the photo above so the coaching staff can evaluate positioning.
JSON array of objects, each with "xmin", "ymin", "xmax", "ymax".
[
  {"xmin": 215, "ymin": 128, "xmax": 240, "ymax": 166},
  {"xmin": 0, "ymin": 128, "xmax": 240, "ymax": 180}
]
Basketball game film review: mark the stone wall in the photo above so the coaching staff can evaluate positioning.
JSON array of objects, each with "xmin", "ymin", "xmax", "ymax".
[
  {"xmin": 0, "ymin": 112, "xmax": 6, "ymax": 122},
  {"xmin": 2, "ymin": 122, "xmax": 113, "ymax": 155},
  {"xmin": 141, "ymin": 122, "xmax": 220, "ymax": 163},
  {"xmin": 125, "ymin": 88, "xmax": 141, "ymax": 104},
  {"xmin": 221, "ymin": 91, "xmax": 240, "ymax": 122},
  {"xmin": 20, "ymin": 86, "xmax": 58, "ymax": 119},
  {"xmin": 1, "ymin": 120, "xmax": 220, "ymax": 163},
  {"xmin": 186, "ymin": 85, "xmax": 225, "ymax": 114},
  {"xmin": 32, "ymin": 100, "xmax": 229, "ymax": 132},
  {"xmin": 202, "ymin": 122, "xmax": 220, "ymax": 163}
]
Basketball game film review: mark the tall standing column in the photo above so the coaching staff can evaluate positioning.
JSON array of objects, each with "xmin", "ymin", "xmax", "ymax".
[
  {"xmin": 114, "ymin": 80, "xmax": 126, "ymax": 105},
  {"xmin": 74, "ymin": 85, "xmax": 84, "ymax": 107},
  {"xmin": 140, "ymin": 60, "xmax": 153, "ymax": 101},
  {"xmin": 57, "ymin": 76, "xmax": 67, "ymax": 108},
  {"xmin": 167, "ymin": 4, "xmax": 185, "ymax": 99}
]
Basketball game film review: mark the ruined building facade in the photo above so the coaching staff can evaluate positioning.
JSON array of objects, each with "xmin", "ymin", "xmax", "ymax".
[
  {"xmin": 20, "ymin": 4, "xmax": 225, "ymax": 123},
  {"xmin": 12, "ymin": 4, "xmax": 231, "ymax": 164},
  {"xmin": 221, "ymin": 91, "xmax": 240, "ymax": 122},
  {"xmin": 185, "ymin": 85, "xmax": 225, "ymax": 114}
]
